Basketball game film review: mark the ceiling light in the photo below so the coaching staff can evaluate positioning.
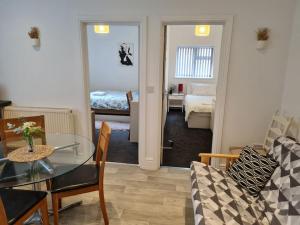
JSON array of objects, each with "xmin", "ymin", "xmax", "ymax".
[
  {"xmin": 195, "ymin": 25, "xmax": 210, "ymax": 37},
  {"xmin": 94, "ymin": 25, "xmax": 110, "ymax": 34}
]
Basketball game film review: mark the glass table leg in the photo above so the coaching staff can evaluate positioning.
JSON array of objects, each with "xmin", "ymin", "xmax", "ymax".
[
  {"xmin": 24, "ymin": 211, "xmax": 42, "ymax": 225},
  {"xmin": 25, "ymin": 161, "xmax": 83, "ymax": 224},
  {"xmin": 24, "ymin": 162, "xmax": 43, "ymax": 225},
  {"xmin": 48, "ymin": 200, "xmax": 83, "ymax": 215}
]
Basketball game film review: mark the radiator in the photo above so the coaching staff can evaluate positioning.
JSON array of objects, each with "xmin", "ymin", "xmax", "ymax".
[{"xmin": 3, "ymin": 106, "xmax": 75, "ymax": 134}]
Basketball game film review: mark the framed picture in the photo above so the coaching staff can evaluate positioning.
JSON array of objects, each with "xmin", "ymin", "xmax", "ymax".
[{"xmin": 119, "ymin": 43, "xmax": 133, "ymax": 66}]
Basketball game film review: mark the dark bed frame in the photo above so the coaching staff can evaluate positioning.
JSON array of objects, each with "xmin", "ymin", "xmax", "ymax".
[
  {"xmin": 91, "ymin": 108, "xmax": 130, "ymax": 116},
  {"xmin": 91, "ymin": 90, "xmax": 132, "ymax": 116}
]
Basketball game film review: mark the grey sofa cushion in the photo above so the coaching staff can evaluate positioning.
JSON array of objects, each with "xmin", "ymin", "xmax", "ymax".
[
  {"xmin": 191, "ymin": 136, "xmax": 300, "ymax": 225},
  {"xmin": 260, "ymin": 136, "xmax": 300, "ymax": 224},
  {"xmin": 190, "ymin": 162, "xmax": 269, "ymax": 225},
  {"xmin": 227, "ymin": 146, "xmax": 278, "ymax": 196}
]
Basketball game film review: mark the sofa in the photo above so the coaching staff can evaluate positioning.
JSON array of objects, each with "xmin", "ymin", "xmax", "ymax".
[{"xmin": 191, "ymin": 136, "xmax": 300, "ymax": 225}]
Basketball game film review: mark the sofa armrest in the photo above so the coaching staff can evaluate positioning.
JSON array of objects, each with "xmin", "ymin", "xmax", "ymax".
[
  {"xmin": 199, "ymin": 153, "xmax": 240, "ymax": 170},
  {"xmin": 229, "ymin": 144, "xmax": 267, "ymax": 155}
]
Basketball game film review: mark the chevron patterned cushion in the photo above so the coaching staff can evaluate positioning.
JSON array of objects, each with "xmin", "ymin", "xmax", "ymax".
[
  {"xmin": 227, "ymin": 146, "xmax": 278, "ymax": 196},
  {"xmin": 260, "ymin": 136, "xmax": 300, "ymax": 224},
  {"xmin": 191, "ymin": 136, "xmax": 300, "ymax": 225},
  {"xmin": 191, "ymin": 162, "xmax": 269, "ymax": 225}
]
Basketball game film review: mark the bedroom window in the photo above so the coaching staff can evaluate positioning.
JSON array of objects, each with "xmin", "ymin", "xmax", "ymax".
[{"xmin": 175, "ymin": 46, "xmax": 214, "ymax": 79}]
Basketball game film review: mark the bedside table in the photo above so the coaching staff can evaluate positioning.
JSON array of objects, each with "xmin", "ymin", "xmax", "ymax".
[{"xmin": 168, "ymin": 93, "xmax": 185, "ymax": 112}]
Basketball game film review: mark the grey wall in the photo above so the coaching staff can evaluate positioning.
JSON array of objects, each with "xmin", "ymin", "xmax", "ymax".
[
  {"xmin": 87, "ymin": 25, "xmax": 139, "ymax": 92},
  {"xmin": 165, "ymin": 25, "xmax": 223, "ymax": 93},
  {"xmin": 281, "ymin": 0, "xmax": 300, "ymax": 139},
  {"xmin": 0, "ymin": 0, "xmax": 297, "ymax": 169}
]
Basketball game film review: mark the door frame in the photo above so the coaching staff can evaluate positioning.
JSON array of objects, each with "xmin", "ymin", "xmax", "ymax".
[
  {"xmin": 78, "ymin": 15, "xmax": 147, "ymax": 167},
  {"xmin": 159, "ymin": 15, "xmax": 233, "ymax": 166}
]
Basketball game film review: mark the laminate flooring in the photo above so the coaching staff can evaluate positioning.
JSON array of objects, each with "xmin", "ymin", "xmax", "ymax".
[{"xmin": 48, "ymin": 163, "xmax": 194, "ymax": 225}]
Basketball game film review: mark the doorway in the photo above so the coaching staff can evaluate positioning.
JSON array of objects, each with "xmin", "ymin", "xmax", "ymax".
[
  {"xmin": 161, "ymin": 24, "xmax": 224, "ymax": 167},
  {"xmin": 84, "ymin": 23, "xmax": 140, "ymax": 164}
]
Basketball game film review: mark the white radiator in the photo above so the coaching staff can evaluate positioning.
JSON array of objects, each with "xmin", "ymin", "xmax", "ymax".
[{"xmin": 3, "ymin": 106, "xmax": 75, "ymax": 134}]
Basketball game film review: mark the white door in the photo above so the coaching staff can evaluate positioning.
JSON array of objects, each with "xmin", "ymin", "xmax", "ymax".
[{"xmin": 160, "ymin": 26, "xmax": 168, "ymax": 164}]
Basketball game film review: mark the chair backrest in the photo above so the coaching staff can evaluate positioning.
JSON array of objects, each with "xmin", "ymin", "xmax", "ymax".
[
  {"xmin": 0, "ymin": 197, "xmax": 8, "ymax": 225},
  {"xmin": 263, "ymin": 112, "xmax": 293, "ymax": 152},
  {"xmin": 260, "ymin": 136, "xmax": 300, "ymax": 224},
  {"xmin": 95, "ymin": 122, "xmax": 111, "ymax": 184},
  {"xmin": 126, "ymin": 91, "xmax": 133, "ymax": 112},
  {"xmin": 0, "ymin": 116, "xmax": 46, "ymax": 153}
]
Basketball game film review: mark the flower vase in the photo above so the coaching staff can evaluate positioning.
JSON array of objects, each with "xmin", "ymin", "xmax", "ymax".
[
  {"xmin": 256, "ymin": 40, "xmax": 267, "ymax": 50},
  {"xmin": 26, "ymin": 136, "xmax": 34, "ymax": 152},
  {"xmin": 32, "ymin": 38, "xmax": 40, "ymax": 47}
]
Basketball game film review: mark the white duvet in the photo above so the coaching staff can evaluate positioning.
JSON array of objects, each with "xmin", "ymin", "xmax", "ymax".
[{"xmin": 184, "ymin": 95, "xmax": 215, "ymax": 121}]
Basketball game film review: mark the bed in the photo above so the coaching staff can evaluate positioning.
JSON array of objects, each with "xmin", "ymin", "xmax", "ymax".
[
  {"xmin": 185, "ymin": 83, "xmax": 216, "ymax": 129},
  {"xmin": 90, "ymin": 91, "xmax": 138, "ymax": 115}
]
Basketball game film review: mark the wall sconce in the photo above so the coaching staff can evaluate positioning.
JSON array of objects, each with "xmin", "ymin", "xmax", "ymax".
[
  {"xmin": 256, "ymin": 27, "xmax": 270, "ymax": 50},
  {"xmin": 195, "ymin": 25, "xmax": 210, "ymax": 37},
  {"xmin": 94, "ymin": 25, "xmax": 110, "ymax": 34},
  {"xmin": 28, "ymin": 27, "xmax": 40, "ymax": 47}
]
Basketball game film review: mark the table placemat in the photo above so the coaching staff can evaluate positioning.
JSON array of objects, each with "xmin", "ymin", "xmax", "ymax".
[{"xmin": 7, "ymin": 145, "xmax": 54, "ymax": 162}]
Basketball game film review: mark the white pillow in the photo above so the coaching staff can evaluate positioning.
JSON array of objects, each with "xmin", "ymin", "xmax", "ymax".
[
  {"xmin": 190, "ymin": 83, "xmax": 216, "ymax": 96},
  {"xmin": 91, "ymin": 91, "xmax": 106, "ymax": 96}
]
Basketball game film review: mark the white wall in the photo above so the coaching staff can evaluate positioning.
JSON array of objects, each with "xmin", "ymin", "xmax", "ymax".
[
  {"xmin": 166, "ymin": 25, "xmax": 223, "ymax": 93},
  {"xmin": 0, "ymin": 0, "xmax": 296, "ymax": 169},
  {"xmin": 87, "ymin": 25, "xmax": 139, "ymax": 91},
  {"xmin": 281, "ymin": 0, "xmax": 300, "ymax": 139}
]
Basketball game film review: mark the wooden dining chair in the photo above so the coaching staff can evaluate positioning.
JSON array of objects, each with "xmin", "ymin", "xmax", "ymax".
[
  {"xmin": 126, "ymin": 90, "xmax": 133, "ymax": 113},
  {"xmin": 0, "ymin": 189, "xmax": 49, "ymax": 225},
  {"xmin": 126, "ymin": 91, "xmax": 133, "ymax": 139},
  {"xmin": 47, "ymin": 122, "xmax": 111, "ymax": 225},
  {"xmin": 0, "ymin": 115, "xmax": 46, "ymax": 153}
]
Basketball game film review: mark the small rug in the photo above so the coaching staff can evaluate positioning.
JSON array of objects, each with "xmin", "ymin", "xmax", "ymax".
[{"xmin": 95, "ymin": 121, "xmax": 129, "ymax": 130}]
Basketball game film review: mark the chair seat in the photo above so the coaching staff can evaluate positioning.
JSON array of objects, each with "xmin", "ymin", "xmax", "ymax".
[
  {"xmin": 0, "ymin": 161, "xmax": 32, "ymax": 188},
  {"xmin": 50, "ymin": 164, "xmax": 99, "ymax": 193},
  {"xmin": 0, "ymin": 189, "xmax": 47, "ymax": 225}
]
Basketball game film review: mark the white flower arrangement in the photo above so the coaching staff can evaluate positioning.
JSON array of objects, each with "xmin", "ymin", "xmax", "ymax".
[
  {"xmin": 8, "ymin": 121, "xmax": 43, "ymax": 134},
  {"xmin": 7, "ymin": 121, "xmax": 44, "ymax": 152}
]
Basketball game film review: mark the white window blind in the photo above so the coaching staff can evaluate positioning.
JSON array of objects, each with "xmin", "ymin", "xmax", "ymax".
[{"xmin": 175, "ymin": 46, "xmax": 214, "ymax": 79}]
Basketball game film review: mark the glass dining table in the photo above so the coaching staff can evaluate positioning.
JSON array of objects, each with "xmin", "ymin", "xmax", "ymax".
[
  {"xmin": 0, "ymin": 133, "xmax": 95, "ymax": 189},
  {"xmin": 0, "ymin": 133, "xmax": 95, "ymax": 224}
]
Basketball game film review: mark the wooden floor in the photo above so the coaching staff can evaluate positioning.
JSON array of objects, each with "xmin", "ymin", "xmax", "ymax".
[{"xmin": 49, "ymin": 163, "xmax": 194, "ymax": 225}]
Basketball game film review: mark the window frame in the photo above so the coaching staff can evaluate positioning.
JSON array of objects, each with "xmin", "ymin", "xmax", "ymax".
[{"xmin": 175, "ymin": 46, "xmax": 215, "ymax": 80}]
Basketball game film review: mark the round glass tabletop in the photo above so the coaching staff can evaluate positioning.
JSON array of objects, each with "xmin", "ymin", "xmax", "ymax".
[{"xmin": 0, "ymin": 133, "xmax": 95, "ymax": 188}]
